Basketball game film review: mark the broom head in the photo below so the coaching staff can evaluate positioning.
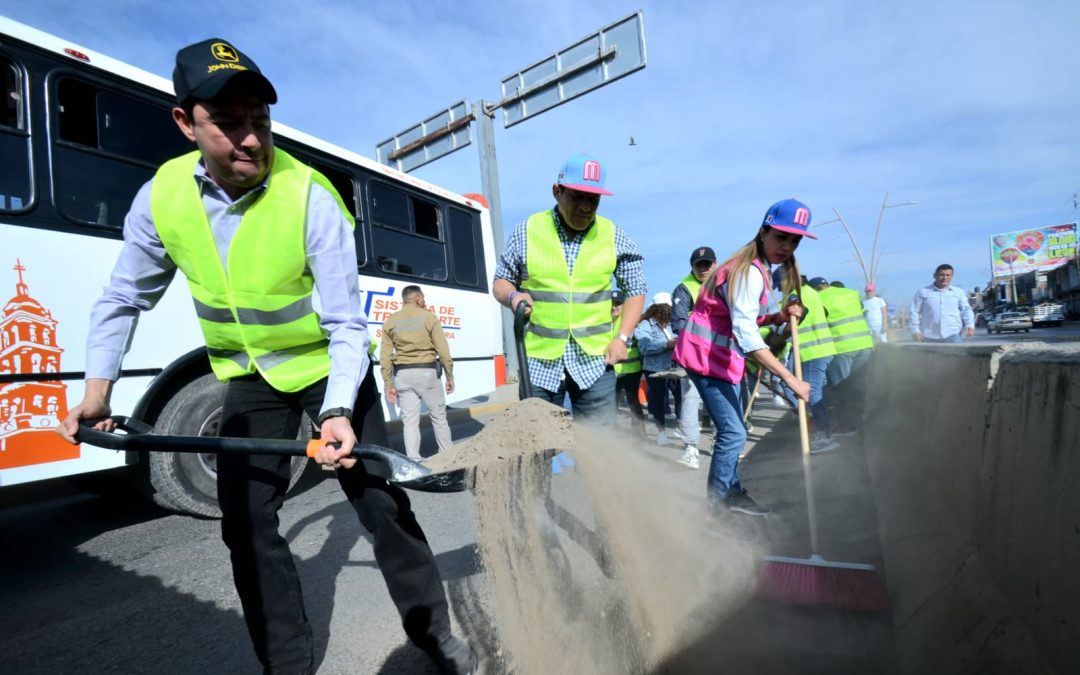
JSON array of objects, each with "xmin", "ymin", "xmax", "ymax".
[{"xmin": 757, "ymin": 554, "xmax": 890, "ymax": 612}]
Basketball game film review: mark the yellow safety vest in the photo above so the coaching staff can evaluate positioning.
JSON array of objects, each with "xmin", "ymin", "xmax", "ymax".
[
  {"xmin": 677, "ymin": 273, "xmax": 704, "ymax": 304},
  {"xmin": 611, "ymin": 321, "xmax": 642, "ymax": 375},
  {"xmin": 818, "ymin": 287, "xmax": 874, "ymax": 355},
  {"xmin": 521, "ymin": 210, "xmax": 615, "ymax": 359},
  {"xmin": 151, "ymin": 148, "xmax": 354, "ymax": 392},
  {"xmin": 794, "ymin": 285, "xmax": 836, "ymax": 362}
]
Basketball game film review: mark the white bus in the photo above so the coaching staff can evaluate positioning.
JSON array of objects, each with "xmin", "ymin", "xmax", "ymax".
[{"xmin": 0, "ymin": 17, "xmax": 504, "ymax": 516}]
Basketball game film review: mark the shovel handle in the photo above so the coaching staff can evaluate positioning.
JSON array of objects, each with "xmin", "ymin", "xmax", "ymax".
[
  {"xmin": 78, "ymin": 416, "xmax": 326, "ymax": 457},
  {"xmin": 513, "ymin": 301, "xmax": 534, "ymax": 399}
]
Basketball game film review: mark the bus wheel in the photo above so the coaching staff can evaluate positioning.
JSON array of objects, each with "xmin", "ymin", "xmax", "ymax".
[{"xmin": 147, "ymin": 373, "xmax": 310, "ymax": 518}]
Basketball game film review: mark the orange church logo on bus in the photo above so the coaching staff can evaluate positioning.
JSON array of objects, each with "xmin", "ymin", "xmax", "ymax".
[{"xmin": 0, "ymin": 259, "xmax": 77, "ymax": 469}]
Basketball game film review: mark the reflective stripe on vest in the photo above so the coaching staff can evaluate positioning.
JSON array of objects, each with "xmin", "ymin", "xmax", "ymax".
[
  {"xmin": 794, "ymin": 285, "xmax": 836, "ymax": 362},
  {"xmin": 521, "ymin": 210, "xmax": 616, "ymax": 359},
  {"xmin": 151, "ymin": 148, "xmax": 355, "ymax": 392},
  {"xmin": 818, "ymin": 286, "xmax": 875, "ymax": 355},
  {"xmin": 672, "ymin": 258, "xmax": 769, "ymax": 384},
  {"xmin": 678, "ymin": 273, "xmax": 704, "ymax": 304}
]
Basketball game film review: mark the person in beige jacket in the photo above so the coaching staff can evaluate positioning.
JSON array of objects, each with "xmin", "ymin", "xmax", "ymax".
[{"xmin": 379, "ymin": 285, "xmax": 454, "ymax": 459}]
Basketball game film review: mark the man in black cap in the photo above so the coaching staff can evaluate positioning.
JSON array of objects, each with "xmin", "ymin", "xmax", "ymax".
[
  {"xmin": 59, "ymin": 38, "xmax": 475, "ymax": 675},
  {"xmin": 668, "ymin": 245, "xmax": 717, "ymax": 469}
]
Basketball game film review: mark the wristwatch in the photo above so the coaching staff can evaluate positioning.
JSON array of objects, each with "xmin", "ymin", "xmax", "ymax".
[
  {"xmin": 616, "ymin": 333, "xmax": 631, "ymax": 345},
  {"xmin": 317, "ymin": 407, "xmax": 353, "ymax": 424}
]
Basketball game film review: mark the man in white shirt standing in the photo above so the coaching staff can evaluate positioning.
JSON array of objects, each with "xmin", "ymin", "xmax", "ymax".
[
  {"xmin": 910, "ymin": 264, "xmax": 976, "ymax": 343},
  {"xmin": 863, "ymin": 284, "xmax": 888, "ymax": 343}
]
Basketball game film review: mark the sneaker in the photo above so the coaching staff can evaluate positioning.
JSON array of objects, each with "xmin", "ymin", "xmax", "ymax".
[
  {"xmin": 809, "ymin": 435, "xmax": 840, "ymax": 454},
  {"xmin": 723, "ymin": 489, "xmax": 770, "ymax": 517},
  {"xmin": 771, "ymin": 395, "xmax": 787, "ymax": 407},
  {"xmin": 831, "ymin": 427, "xmax": 860, "ymax": 437},
  {"xmin": 427, "ymin": 634, "xmax": 477, "ymax": 675},
  {"xmin": 670, "ymin": 428, "xmax": 686, "ymax": 443},
  {"xmin": 677, "ymin": 446, "xmax": 700, "ymax": 469},
  {"xmin": 656, "ymin": 430, "xmax": 669, "ymax": 446}
]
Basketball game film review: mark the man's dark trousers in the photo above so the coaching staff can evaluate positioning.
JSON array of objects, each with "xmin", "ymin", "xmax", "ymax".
[{"xmin": 217, "ymin": 368, "xmax": 450, "ymax": 673}]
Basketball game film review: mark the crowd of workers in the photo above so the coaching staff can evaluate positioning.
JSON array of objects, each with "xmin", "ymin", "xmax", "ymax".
[{"xmin": 50, "ymin": 34, "xmax": 983, "ymax": 675}]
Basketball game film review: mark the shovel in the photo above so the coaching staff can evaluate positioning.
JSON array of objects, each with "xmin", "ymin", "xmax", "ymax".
[{"xmin": 77, "ymin": 416, "xmax": 469, "ymax": 493}]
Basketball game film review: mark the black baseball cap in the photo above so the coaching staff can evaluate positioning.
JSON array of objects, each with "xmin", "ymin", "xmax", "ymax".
[
  {"xmin": 808, "ymin": 277, "xmax": 829, "ymax": 288},
  {"xmin": 173, "ymin": 38, "xmax": 277, "ymax": 107},
  {"xmin": 611, "ymin": 289, "xmax": 625, "ymax": 305},
  {"xmin": 690, "ymin": 246, "xmax": 716, "ymax": 265}
]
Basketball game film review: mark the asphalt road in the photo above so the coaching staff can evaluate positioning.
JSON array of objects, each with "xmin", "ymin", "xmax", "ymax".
[
  {"xmin": 0, "ymin": 400, "xmax": 902, "ymax": 675},
  {"xmin": 0, "ymin": 419, "xmax": 494, "ymax": 675}
]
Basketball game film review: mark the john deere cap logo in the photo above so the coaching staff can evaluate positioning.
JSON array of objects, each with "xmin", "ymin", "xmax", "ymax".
[{"xmin": 211, "ymin": 43, "xmax": 239, "ymax": 62}]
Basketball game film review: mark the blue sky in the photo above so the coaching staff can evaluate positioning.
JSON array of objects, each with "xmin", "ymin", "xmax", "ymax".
[{"xmin": 5, "ymin": 0, "xmax": 1079, "ymax": 308}]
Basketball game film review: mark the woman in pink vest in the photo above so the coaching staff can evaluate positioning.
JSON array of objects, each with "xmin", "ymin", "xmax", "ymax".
[{"xmin": 672, "ymin": 199, "xmax": 814, "ymax": 517}]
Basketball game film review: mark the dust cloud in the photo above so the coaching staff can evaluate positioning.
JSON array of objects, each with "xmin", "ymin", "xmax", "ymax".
[{"xmin": 439, "ymin": 399, "xmax": 762, "ymax": 674}]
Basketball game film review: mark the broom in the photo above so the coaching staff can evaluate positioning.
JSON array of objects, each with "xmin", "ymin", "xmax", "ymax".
[{"xmin": 755, "ymin": 315, "xmax": 889, "ymax": 612}]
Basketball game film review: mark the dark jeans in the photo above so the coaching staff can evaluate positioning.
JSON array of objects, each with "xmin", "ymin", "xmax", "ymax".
[
  {"xmin": 689, "ymin": 372, "xmax": 745, "ymax": 503},
  {"xmin": 643, "ymin": 370, "xmax": 670, "ymax": 430},
  {"xmin": 531, "ymin": 368, "xmax": 616, "ymax": 426},
  {"xmin": 217, "ymin": 368, "xmax": 449, "ymax": 674},
  {"xmin": 615, "ymin": 371, "xmax": 645, "ymax": 424}
]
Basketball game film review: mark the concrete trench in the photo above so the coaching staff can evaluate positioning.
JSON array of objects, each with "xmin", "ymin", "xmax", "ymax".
[{"xmin": 863, "ymin": 342, "xmax": 1079, "ymax": 674}]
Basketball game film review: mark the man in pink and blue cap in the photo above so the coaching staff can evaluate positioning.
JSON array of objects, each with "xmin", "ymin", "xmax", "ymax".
[{"xmin": 493, "ymin": 153, "xmax": 646, "ymax": 426}]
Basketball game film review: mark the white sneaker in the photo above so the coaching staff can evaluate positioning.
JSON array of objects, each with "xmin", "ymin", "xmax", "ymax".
[
  {"xmin": 656, "ymin": 430, "xmax": 669, "ymax": 446},
  {"xmin": 670, "ymin": 428, "xmax": 686, "ymax": 443},
  {"xmin": 677, "ymin": 446, "xmax": 700, "ymax": 469}
]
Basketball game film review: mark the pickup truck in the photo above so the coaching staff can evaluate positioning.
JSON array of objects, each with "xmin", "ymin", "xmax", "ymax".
[{"xmin": 1031, "ymin": 303, "xmax": 1066, "ymax": 327}]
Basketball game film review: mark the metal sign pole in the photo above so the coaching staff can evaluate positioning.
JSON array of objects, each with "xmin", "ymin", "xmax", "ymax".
[{"xmin": 473, "ymin": 100, "xmax": 518, "ymax": 378}]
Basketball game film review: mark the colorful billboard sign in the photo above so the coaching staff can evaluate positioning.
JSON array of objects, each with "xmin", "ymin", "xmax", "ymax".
[{"xmin": 990, "ymin": 223, "xmax": 1078, "ymax": 277}]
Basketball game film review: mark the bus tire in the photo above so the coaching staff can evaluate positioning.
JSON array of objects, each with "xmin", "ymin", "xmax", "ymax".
[{"xmin": 147, "ymin": 373, "xmax": 310, "ymax": 518}]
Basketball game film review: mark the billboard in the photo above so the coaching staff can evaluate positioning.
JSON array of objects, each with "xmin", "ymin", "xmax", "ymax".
[{"xmin": 990, "ymin": 223, "xmax": 1077, "ymax": 277}]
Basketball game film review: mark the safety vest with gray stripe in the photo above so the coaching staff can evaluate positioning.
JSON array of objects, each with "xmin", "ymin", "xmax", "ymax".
[
  {"xmin": 818, "ymin": 286, "xmax": 875, "ymax": 355},
  {"xmin": 673, "ymin": 258, "xmax": 769, "ymax": 384},
  {"xmin": 677, "ymin": 273, "xmax": 704, "ymax": 303},
  {"xmin": 611, "ymin": 321, "xmax": 642, "ymax": 375},
  {"xmin": 151, "ymin": 148, "xmax": 354, "ymax": 392},
  {"xmin": 792, "ymin": 285, "xmax": 836, "ymax": 362},
  {"xmin": 520, "ymin": 210, "xmax": 616, "ymax": 359}
]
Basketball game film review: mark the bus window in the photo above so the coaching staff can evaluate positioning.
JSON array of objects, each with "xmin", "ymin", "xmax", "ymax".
[
  {"xmin": 308, "ymin": 160, "xmax": 367, "ymax": 268},
  {"xmin": 369, "ymin": 181, "xmax": 447, "ymax": 281},
  {"xmin": 447, "ymin": 207, "xmax": 482, "ymax": 288},
  {"xmin": 53, "ymin": 76, "xmax": 189, "ymax": 229},
  {"xmin": 1, "ymin": 54, "xmax": 31, "ymax": 212}
]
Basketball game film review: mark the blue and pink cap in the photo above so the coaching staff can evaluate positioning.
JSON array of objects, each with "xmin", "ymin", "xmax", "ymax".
[
  {"xmin": 762, "ymin": 198, "xmax": 816, "ymax": 239},
  {"xmin": 557, "ymin": 153, "xmax": 613, "ymax": 196}
]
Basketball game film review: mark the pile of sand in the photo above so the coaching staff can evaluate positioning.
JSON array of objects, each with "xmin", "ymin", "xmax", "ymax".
[
  {"xmin": 423, "ymin": 398, "xmax": 574, "ymax": 474},
  {"xmin": 465, "ymin": 418, "xmax": 762, "ymax": 674}
]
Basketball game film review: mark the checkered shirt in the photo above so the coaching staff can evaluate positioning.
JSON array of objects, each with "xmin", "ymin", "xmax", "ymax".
[{"xmin": 494, "ymin": 207, "xmax": 646, "ymax": 391}]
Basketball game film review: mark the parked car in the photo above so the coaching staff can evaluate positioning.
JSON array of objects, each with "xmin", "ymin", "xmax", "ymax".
[
  {"xmin": 1031, "ymin": 303, "xmax": 1066, "ymax": 328},
  {"xmin": 987, "ymin": 311, "xmax": 1032, "ymax": 334}
]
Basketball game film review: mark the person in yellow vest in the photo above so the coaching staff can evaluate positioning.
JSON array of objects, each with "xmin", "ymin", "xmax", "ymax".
[
  {"xmin": 811, "ymin": 278, "xmax": 875, "ymax": 386},
  {"xmin": 812, "ymin": 277, "xmax": 875, "ymax": 436},
  {"xmin": 380, "ymin": 285, "xmax": 454, "ymax": 461},
  {"xmin": 493, "ymin": 154, "xmax": 646, "ymax": 425},
  {"xmin": 781, "ymin": 281, "xmax": 840, "ymax": 453},
  {"xmin": 670, "ymin": 245, "xmax": 716, "ymax": 468},
  {"xmin": 56, "ymin": 39, "xmax": 474, "ymax": 675},
  {"xmin": 610, "ymin": 290, "xmax": 646, "ymax": 434}
]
